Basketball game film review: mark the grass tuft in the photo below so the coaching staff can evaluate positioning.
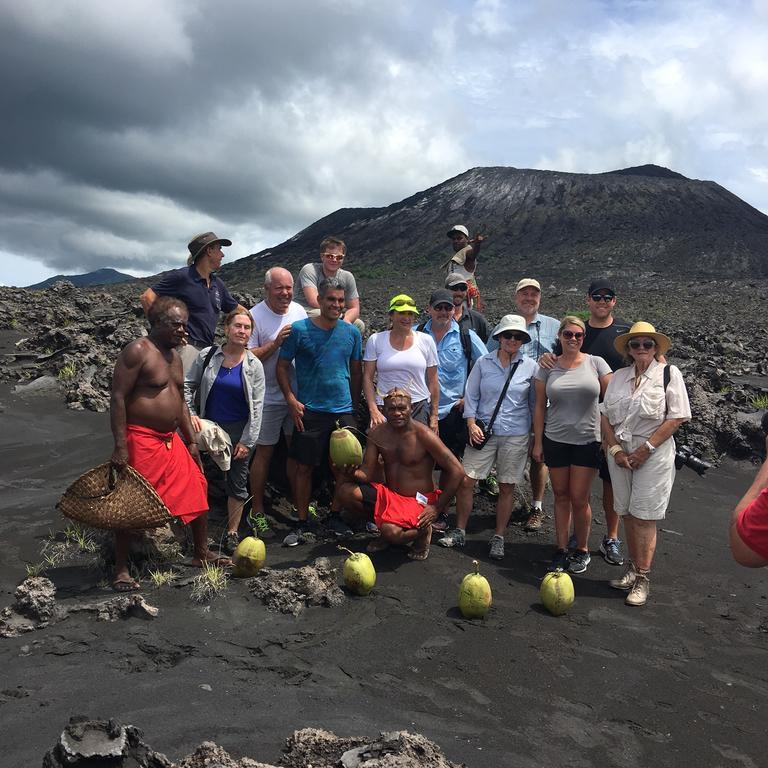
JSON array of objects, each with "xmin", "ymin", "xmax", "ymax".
[
  {"xmin": 190, "ymin": 563, "xmax": 228, "ymax": 603},
  {"xmin": 750, "ymin": 394, "xmax": 768, "ymax": 409}
]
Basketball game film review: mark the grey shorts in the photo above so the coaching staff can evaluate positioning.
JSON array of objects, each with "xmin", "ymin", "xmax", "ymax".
[
  {"xmin": 256, "ymin": 403, "xmax": 295, "ymax": 446},
  {"xmin": 462, "ymin": 433, "xmax": 529, "ymax": 485}
]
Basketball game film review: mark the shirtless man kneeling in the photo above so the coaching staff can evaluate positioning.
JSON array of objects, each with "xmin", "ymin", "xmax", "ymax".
[
  {"xmin": 110, "ymin": 296, "xmax": 228, "ymax": 591},
  {"xmin": 335, "ymin": 388, "xmax": 465, "ymax": 560}
]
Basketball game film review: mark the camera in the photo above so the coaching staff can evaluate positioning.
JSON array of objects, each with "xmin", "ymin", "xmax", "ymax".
[{"xmin": 674, "ymin": 444, "xmax": 711, "ymax": 476}]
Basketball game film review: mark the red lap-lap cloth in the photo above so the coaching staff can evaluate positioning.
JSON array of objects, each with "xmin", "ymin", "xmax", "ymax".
[
  {"xmin": 736, "ymin": 486, "xmax": 768, "ymax": 560},
  {"xmin": 126, "ymin": 424, "xmax": 208, "ymax": 524},
  {"xmin": 370, "ymin": 483, "xmax": 440, "ymax": 530}
]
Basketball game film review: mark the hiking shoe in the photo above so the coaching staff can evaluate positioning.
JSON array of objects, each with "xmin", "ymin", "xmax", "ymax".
[
  {"xmin": 482, "ymin": 475, "xmax": 500, "ymax": 497},
  {"xmin": 222, "ymin": 532, "xmax": 240, "ymax": 555},
  {"xmin": 283, "ymin": 527, "xmax": 307, "ymax": 547},
  {"xmin": 248, "ymin": 511, "xmax": 270, "ymax": 535},
  {"xmin": 625, "ymin": 572, "xmax": 650, "ymax": 606},
  {"xmin": 568, "ymin": 549, "xmax": 591, "ymax": 574},
  {"xmin": 610, "ymin": 562, "xmax": 637, "ymax": 590},
  {"xmin": 489, "ymin": 534, "xmax": 505, "ymax": 560},
  {"xmin": 600, "ymin": 536, "xmax": 624, "ymax": 565},
  {"xmin": 432, "ymin": 512, "xmax": 449, "ymax": 532},
  {"xmin": 524, "ymin": 507, "xmax": 545, "ymax": 532},
  {"xmin": 326, "ymin": 515, "xmax": 353, "ymax": 539},
  {"xmin": 437, "ymin": 528, "xmax": 466, "ymax": 548},
  {"xmin": 549, "ymin": 549, "xmax": 569, "ymax": 572}
]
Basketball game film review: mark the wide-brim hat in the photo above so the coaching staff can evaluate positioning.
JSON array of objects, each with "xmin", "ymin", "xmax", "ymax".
[
  {"xmin": 491, "ymin": 314, "xmax": 531, "ymax": 342},
  {"xmin": 389, "ymin": 293, "xmax": 419, "ymax": 313},
  {"xmin": 187, "ymin": 231, "xmax": 232, "ymax": 266},
  {"xmin": 614, "ymin": 321, "xmax": 671, "ymax": 356}
]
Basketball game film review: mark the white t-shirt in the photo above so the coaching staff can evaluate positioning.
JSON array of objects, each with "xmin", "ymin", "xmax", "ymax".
[
  {"xmin": 248, "ymin": 301, "xmax": 307, "ymax": 405},
  {"xmin": 364, "ymin": 330, "xmax": 438, "ymax": 405}
]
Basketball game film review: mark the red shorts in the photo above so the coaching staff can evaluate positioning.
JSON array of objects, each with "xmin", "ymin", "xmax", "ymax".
[
  {"xmin": 369, "ymin": 483, "xmax": 441, "ymax": 530},
  {"xmin": 126, "ymin": 424, "xmax": 208, "ymax": 525}
]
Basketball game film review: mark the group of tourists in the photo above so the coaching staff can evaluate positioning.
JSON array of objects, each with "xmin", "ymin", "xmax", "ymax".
[{"xmin": 111, "ymin": 226, "xmax": 693, "ymax": 607}]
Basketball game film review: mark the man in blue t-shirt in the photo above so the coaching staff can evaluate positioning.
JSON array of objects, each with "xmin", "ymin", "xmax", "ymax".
[
  {"xmin": 140, "ymin": 231, "xmax": 246, "ymax": 371},
  {"xmin": 277, "ymin": 277, "xmax": 362, "ymax": 546}
]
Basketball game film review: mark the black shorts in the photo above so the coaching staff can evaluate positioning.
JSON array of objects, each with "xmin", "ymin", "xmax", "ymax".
[
  {"xmin": 598, "ymin": 450, "xmax": 612, "ymax": 482},
  {"xmin": 438, "ymin": 408, "xmax": 467, "ymax": 459},
  {"xmin": 543, "ymin": 435, "xmax": 601, "ymax": 469},
  {"xmin": 360, "ymin": 482, "xmax": 378, "ymax": 515},
  {"xmin": 289, "ymin": 410, "xmax": 356, "ymax": 467}
]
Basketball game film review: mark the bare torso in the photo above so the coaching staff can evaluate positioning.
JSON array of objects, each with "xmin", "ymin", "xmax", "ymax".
[{"xmin": 369, "ymin": 421, "xmax": 435, "ymax": 497}]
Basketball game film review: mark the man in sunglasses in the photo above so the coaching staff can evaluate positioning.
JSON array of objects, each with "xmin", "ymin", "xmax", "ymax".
[
  {"xmin": 443, "ymin": 224, "xmax": 486, "ymax": 311},
  {"xmin": 445, "ymin": 273, "xmax": 490, "ymax": 343},
  {"xmin": 542, "ymin": 279, "xmax": 631, "ymax": 564},
  {"xmin": 296, "ymin": 237, "xmax": 365, "ymax": 334}
]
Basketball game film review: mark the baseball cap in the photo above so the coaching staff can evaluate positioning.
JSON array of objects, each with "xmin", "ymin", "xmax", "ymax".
[
  {"xmin": 445, "ymin": 273, "xmax": 469, "ymax": 289},
  {"xmin": 515, "ymin": 278, "xmax": 541, "ymax": 292},
  {"xmin": 388, "ymin": 294, "xmax": 419, "ymax": 313},
  {"xmin": 446, "ymin": 224, "xmax": 469, "ymax": 238},
  {"xmin": 587, "ymin": 279, "xmax": 616, "ymax": 295},
  {"xmin": 429, "ymin": 289, "xmax": 455, "ymax": 307}
]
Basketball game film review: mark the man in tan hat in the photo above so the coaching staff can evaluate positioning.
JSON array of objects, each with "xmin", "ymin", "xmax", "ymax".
[
  {"xmin": 443, "ymin": 224, "xmax": 486, "ymax": 311},
  {"xmin": 140, "ymin": 232, "xmax": 247, "ymax": 370}
]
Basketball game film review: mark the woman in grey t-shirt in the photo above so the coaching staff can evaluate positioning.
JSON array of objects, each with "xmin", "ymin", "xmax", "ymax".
[{"xmin": 533, "ymin": 316, "xmax": 612, "ymax": 575}]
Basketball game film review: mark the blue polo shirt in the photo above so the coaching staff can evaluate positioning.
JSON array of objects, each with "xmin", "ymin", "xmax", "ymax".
[
  {"xmin": 152, "ymin": 265, "xmax": 237, "ymax": 346},
  {"xmin": 423, "ymin": 319, "xmax": 487, "ymax": 418},
  {"xmin": 279, "ymin": 318, "xmax": 362, "ymax": 413}
]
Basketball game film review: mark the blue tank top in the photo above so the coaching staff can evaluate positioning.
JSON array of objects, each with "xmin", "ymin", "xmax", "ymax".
[{"xmin": 205, "ymin": 361, "xmax": 249, "ymax": 423}]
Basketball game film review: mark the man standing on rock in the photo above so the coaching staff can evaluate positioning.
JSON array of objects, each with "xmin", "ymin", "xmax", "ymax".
[
  {"xmin": 501, "ymin": 278, "xmax": 560, "ymax": 531},
  {"xmin": 110, "ymin": 297, "xmax": 227, "ymax": 591},
  {"xmin": 140, "ymin": 232, "xmax": 247, "ymax": 371},
  {"xmin": 296, "ymin": 237, "xmax": 364, "ymax": 334},
  {"xmin": 247, "ymin": 267, "xmax": 307, "ymax": 532},
  {"xmin": 277, "ymin": 277, "xmax": 363, "ymax": 546},
  {"xmin": 335, "ymin": 388, "xmax": 465, "ymax": 561},
  {"xmin": 445, "ymin": 273, "xmax": 490, "ymax": 343},
  {"xmin": 443, "ymin": 224, "xmax": 486, "ymax": 311}
]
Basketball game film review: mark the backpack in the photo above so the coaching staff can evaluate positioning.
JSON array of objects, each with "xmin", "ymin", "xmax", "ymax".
[{"xmin": 417, "ymin": 321, "xmax": 474, "ymax": 383}]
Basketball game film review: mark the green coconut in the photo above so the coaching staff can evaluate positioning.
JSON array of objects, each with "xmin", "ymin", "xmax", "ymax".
[
  {"xmin": 339, "ymin": 547, "xmax": 376, "ymax": 595},
  {"xmin": 540, "ymin": 570, "xmax": 575, "ymax": 616},
  {"xmin": 458, "ymin": 560, "xmax": 492, "ymax": 619},
  {"xmin": 329, "ymin": 423, "xmax": 363, "ymax": 468},
  {"xmin": 232, "ymin": 536, "xmax": 266, "ymax": 578}
]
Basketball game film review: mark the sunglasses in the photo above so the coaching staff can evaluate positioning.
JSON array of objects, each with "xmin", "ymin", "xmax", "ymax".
[
  {"xmin": 500, "ymin": 331, "xmax": 526, "ymax": 341},
  {"xmin": 590, "ymin": 293, "xmax": 615, "ymax": 302},
  {"xmin": 321, "ymin": 252, "xmax": 344, "ymax": 261},
  {"xmin": 390, "ymin": 297, "xmax": 415, "ymax": 309},
  {"xmin": 433, "ymin": 303, "xmax": 453, "ymax": 311},
  {"xmin": 628, "ymin": 339, "xmax": 656, "ymax": 350},
  {"xmin": 561, "ymin": 330, "xmax": 584, "ymax": 340},
  {"xmin": 450, "ymin": 283, "xmax": 468, "ymax": 291}
]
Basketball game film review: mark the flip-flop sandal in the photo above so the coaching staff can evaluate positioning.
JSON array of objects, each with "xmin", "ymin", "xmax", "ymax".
[
  {"xmin": 112, "ymin": 577, "xmax": 140, "ymax": 593},
  {"xmin": 408, "ymin": 546, "xmax": 430, "ymax": 561},
  {"xmin": 366, "ymin": 538, "xmax": 390, "ymax": 553}
]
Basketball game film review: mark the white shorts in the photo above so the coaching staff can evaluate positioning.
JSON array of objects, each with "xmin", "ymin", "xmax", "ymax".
[
  {"xmin": 256, "ymin": 403, "xmax": 294, "ymax": 446},
  {"xmin": 607, "ymin": 435, "xmax": 676, "ymax": 520},
  {"xmin": 462, "ymin": 433, "xmax": 529, "ymax": 485}
]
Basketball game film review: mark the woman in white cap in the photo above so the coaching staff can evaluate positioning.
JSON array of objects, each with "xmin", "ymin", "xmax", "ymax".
[
  {"xmin": 438, "ymin": 315, "xmax": 538, "ymax": 560},
  {"xmin": 601, "ymin": 322, "xmax": 691, "ymax": 606},
  {"xmin": 533, "ymin": 316, "xmax": 612, "ymax": 575},
  {"xmin": 363, "ymin": 294, "xmax": 439, "ymax": 431}
]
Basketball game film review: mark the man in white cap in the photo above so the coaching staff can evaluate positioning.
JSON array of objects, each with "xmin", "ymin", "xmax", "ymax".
[
  {"xmin": 443, "ymin": 224, "xmax": 486, "ymax": 311},
  {"xmin": 140, "ymin": 231, "xmax": 247, "ymax": 371}
]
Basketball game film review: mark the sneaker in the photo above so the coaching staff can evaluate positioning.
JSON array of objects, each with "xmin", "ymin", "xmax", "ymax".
[
  {"xmin": 610, "ymin": 561, "xmax": 637, "ymax": 590},
  {"xmin": 282, "ymin": 527, "xmax": 306, "ymax": 547},
  {"xmin": 326, "ymin": 515, "xmax": 353, "ymax": 539},
  {"xmin": 222, "ymin": 531, "xmax": 240, "ymax": 555},
  {"xmin": 308, "ymin": 502, "xmax": 318, "ymax": 520},
  {"xmin": 524, "ymin": 507, "xmax": 545, "ymax": 532},
  {"xmin": 248, "ymin": 511, "xmax": 270, "ymax": 535},
  {"xmin": 437, "ymin": 528, "xmax": 466, "ymax": 548},
  {"xmin": 482, "ymin": 476, "xmax": 500, "ymax": 497},
  {"xmin": 625, "ymin": 572, "xmax": 650, "ymax": 606},
  {"xmin": 489, "ymin": 534, "xmax": 505, "ymax": 560},
  {"xmin": 599, "ymin": 536, "xmax": 624, "ymax": 566},
  {"xmin": 432, "ymin": 512, "xmax": 449, "ymax": 532},
  {"xmin": 568, "ymin": 549, "xmax": 591, "ymax": 574},
  {"xmin": 549, "ymin": 549, "xmax": 569, "ymax": 572}
]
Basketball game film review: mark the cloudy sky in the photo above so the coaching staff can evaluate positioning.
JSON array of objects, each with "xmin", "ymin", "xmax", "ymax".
[{"xmin": 2, "ymin": 0, "xmax": 768, "ymax": 286}]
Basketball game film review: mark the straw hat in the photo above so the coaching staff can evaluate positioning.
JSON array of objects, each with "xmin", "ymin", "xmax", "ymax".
[{"xmin": 614, "ymin": 321, "xmax": 671, "ymax": 356}]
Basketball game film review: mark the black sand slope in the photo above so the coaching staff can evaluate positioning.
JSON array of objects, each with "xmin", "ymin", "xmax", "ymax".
[{"xmin": 1, "ymin": 382, "xmax": 767, "ymax": 768}]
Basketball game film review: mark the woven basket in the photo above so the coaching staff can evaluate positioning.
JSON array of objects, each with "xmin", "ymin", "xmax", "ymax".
[{"xmin": 57, "ymin": 462, "xmax": 173, "ymax": 530}]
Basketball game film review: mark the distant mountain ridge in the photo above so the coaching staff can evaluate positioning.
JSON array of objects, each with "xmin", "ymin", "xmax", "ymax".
[
  {"xmin": 221, "ymin": 164, "xmax": 768, "ymax": 288},
  {"xmin": 26, "ymin": 268, "xmax": 135, "ymax": 290}
]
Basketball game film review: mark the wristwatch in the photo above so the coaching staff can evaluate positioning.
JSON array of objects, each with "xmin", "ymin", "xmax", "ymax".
[{"xmin": 644, "ymin": 440, "xmax": 656, "ymax": 453}]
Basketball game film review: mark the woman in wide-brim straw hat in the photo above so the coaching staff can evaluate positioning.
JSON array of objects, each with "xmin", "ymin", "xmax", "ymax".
[{"xmin": 600, "ymin": 321, "xmax": 691, "ymax": 606}]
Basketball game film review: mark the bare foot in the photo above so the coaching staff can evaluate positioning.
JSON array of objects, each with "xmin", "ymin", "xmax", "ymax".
[
  {"xmin": 408, "ymin": 525, "xmax": 431, "ymax": 561},
  {"xmin": 191, "ymin": 550, "xmax": 232, "ymax": 567}
]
